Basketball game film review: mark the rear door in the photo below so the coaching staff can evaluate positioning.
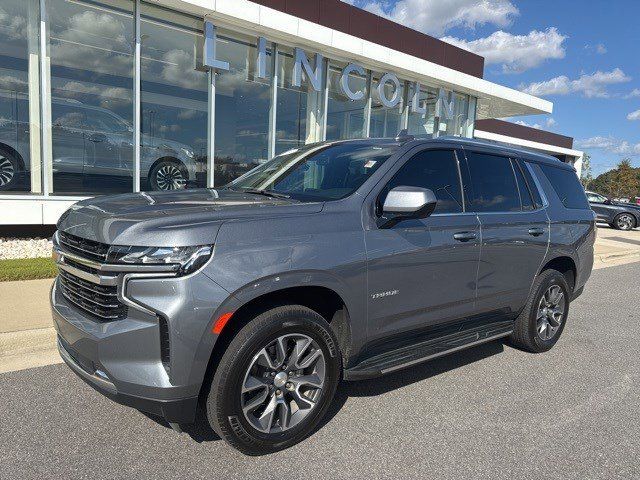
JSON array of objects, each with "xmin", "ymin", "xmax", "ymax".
[
  {"xmin": 587, "ymin": 192, "xmax": 613, "ymax": 223},
  {"xmin": 364, "ymin": 147, "xmax": 480, "ymax": 341},
  {"xmin": 461, "ymin": 149, "xmax": 549, "ymax": 319}
]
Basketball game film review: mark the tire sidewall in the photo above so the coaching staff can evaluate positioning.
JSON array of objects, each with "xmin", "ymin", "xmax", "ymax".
[
  {"xmin": 615, "ymin": 213, "xmax": 635, "ymax": 231},
  {"xmin": 149, "ymin": 160, "xmax": 187, "ymax": 191},
  {"xmin": 208, "ymin": 308, "xmax": 341, "ymax": 453},
  {"xmin": 528, "ymin": 271, "xmax": 570, "ymax": 351}
]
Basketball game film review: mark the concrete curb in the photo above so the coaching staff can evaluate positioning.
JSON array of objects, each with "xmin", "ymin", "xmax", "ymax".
[
  {"xmin": 0, "ymin": 327, "xmax": 61, "ymax": 374},
  {"xmin": 593, "ymin": 251, "xmax": 640, "ymax": 268}
]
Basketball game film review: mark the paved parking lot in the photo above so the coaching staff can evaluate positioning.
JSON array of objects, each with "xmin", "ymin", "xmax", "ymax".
[{"xmin": 1, "ymin": 263, "xmax": 639, "ymax": 480}]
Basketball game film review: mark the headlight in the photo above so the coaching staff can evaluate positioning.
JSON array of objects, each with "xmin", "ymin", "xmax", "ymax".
[
  {"xmin": 106, "ymin": 245, "xmax": 213, "ymax": 275},
  {"xmin": 181, "ymin": 147, "xmax": 195, "ymax": 158}
]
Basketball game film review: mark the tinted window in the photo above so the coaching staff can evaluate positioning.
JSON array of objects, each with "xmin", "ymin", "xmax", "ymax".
[
  {"xmin": 512, "ymin": 160, "xmax": 535, "ymax": 211},
  {"xmin": 382, "ymin": 149, "xmax": 463, "ymax": 214},
  {"xmin": 519, "ymin": 160, "xmax": 544, "ymax": 207},
  {"xmin": 465, "ymin": 152, "xmax": 521, "ymax": 212},
  {"xmin": 540, "ymin": 164, "xmax": 590, "ymax": 209}
]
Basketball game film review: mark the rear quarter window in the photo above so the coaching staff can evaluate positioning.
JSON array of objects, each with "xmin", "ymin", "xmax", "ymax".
[{"xmin": 539, "ymin": 164, "xmax": 589, "ymax": 209}]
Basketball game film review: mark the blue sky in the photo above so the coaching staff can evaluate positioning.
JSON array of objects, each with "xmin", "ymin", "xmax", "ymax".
[{"xmin": 346, "ymin": 0, "xmax": 640, "ymax": 176}]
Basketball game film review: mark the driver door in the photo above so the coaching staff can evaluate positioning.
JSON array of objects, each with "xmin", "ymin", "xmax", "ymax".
[{"xmin": 364, "ymin": 148, "xmax": 480, "ymax": 342}]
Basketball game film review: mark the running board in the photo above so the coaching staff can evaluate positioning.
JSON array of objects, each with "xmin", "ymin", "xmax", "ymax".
[{"xmin": 344, "ymin": 322, "xmax": 513, "ymax": 380}]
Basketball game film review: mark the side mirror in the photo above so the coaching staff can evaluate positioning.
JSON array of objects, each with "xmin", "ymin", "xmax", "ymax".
[{"xmin": 380, "ymin": 186, "xmax": 437, "ymax": 228}]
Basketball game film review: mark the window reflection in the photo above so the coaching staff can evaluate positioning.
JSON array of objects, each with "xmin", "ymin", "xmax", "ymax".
[
  {"xmin": 369, "ymin": 76, "xmax": 404, "ymax": 138},
  {"xmin": 407, "ymin": 84, "xmax": 437, "ymax": 138},
  {"xmin": 48, "ymin": 0, "xmax": 135, "ymax": 195},
  {"xmin": 0, "ymin": 0, "xmax": 39, "ymax": 194},
  {"xmin": 140, "ymin": 4, "xmax": 208, "ymax": 191},
  {"xmin": 275, "ymin": 48, "xmax": 322, "ymax": 155},
  {"xmin": 436, "ymin": 91, "xmax": 471, "ymax": 137},
  {"xmin": 214, "ymin": 33, "xmax": 271, "ymax": 187},
  {"xmin": 325, "ymin": 64, "xmax": 368, "ymax": 141}
]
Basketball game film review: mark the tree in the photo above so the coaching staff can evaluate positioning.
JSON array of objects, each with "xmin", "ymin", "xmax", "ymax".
[
  {"xmin": 591, "ymin": 158, "xmax": 640, "ymax": 199},
  {"xmin": 580, "ymin": 153, "xmax": 593, "ymax": 189}
]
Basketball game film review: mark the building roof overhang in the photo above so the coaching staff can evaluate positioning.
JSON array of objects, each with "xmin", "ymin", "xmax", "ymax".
[{"xmin": 157, "ymin": 0, "xmax": 553, "ymax": 118}]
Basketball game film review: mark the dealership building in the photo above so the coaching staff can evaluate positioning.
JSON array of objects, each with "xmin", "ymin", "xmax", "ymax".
[{"xmin": 0, "ymin": 0, "xmax": 583, "ymax": 225}]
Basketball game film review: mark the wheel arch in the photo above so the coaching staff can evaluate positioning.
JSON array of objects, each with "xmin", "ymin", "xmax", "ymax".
[
  {"xmin": 539, "ymin": 255, "xmax": 577, "ymax": 292},
  {"xmin": 197, "ymin": 283, "xmax": 353, "ymax": 402}
]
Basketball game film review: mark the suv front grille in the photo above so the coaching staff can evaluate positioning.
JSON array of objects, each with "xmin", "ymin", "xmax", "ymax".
[
  {"xmin": 58, "ymin": 231, "xmax": 110, "ymax": 262},
  {"xmin": 58, "ymin": 270, "xmax": 127, "ymax": 320}
]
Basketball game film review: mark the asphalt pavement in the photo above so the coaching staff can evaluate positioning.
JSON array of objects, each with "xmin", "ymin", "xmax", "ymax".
[{"xmin": 1, "ymin": 263, "xmax": 639, "ymax": 480}]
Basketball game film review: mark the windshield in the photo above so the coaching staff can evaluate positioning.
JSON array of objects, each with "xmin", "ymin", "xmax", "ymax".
[{"xmin": 226, "ymin": 142, "xmax": 398, "ymax": 201}]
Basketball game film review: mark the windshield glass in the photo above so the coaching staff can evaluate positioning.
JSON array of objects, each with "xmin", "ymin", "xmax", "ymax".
[{"xmin": 226, "ymin": 142, "xmax": 398, "ymax": 201}]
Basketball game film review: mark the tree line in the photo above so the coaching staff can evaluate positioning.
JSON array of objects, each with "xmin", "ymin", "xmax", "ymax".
[{"xmin": 580, "ymin": 154, "xmax": 640, "ymax": 199}]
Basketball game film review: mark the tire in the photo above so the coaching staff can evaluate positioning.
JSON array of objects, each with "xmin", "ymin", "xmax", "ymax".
[
  {"xmin": 206, "ymin": 305, "xmax": 342, "ymax": 455},
  {"xmin": 148, "ymin": 159, "xmax": 188, "ymax": 191},
  {"xmin": 0, "ymin": 149, "xmax": 20, "ymax": 191},
  {"xmin": 509, "ymin": 269, "xmax": 570, "ymax": 353},
  {"xmin": 613, "ymin": 213, "xmax": 636, "ymax": 231}
]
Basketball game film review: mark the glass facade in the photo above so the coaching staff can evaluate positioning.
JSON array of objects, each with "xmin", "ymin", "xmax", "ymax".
[{"xmin": 0, "ymin": 0, "xmax": 476, "ymax": 198}]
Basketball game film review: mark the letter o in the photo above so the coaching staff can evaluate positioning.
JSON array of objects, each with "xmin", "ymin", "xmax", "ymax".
[{"xmin": 377, "ymin": 73, "xmax": 401, "ymax": 108}]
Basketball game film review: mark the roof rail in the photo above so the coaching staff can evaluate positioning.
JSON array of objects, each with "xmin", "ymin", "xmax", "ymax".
[{"xmin": 395, "ymin": 129, "xmax": 415, "ymax": 143}]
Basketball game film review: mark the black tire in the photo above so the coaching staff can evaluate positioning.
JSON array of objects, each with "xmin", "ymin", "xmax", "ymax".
[
  {"xmin": 509, "ymin": 269, "xmax": 570, "ymax": 353},
  {"xmin": 0, "ymin": 148, "xmax": 21, "ymax": 191},
  {"xmin": 613, "ymin": 213, "xmax": 636, "ymax": 231},
  {"xmin": 148, "ymin": 159, "xmax": 188, "ymax": 191},
  {"xmin": 206, "ymin": 305, "xmax": 342, "ymax": 455}
]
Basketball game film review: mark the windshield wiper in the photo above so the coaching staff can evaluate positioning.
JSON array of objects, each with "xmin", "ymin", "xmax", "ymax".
[{"xmin": 232, "ymin": 187, "xmax": 291, "ymax": 199}]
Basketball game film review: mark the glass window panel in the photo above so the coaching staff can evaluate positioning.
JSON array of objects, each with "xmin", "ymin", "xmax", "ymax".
[
  {"xmin": 437, "ymin": 91, "xmax": 471, "ymax": 137},
  {"xmin": 275, "ymin": 48, "xmax": 322, "ymax": 155},
  {"xmin": 214, "ymin": 33, "xmax": 272, "ymax": 187},
  {"xmin": 325, "ymin": 63, "xmax": 368, "ymax": 141},
  {"xmin": 466, "ymin": 152, "xmax": 521, "ymax": 212},
  {"xmin": 381, "ymin": 149, "xmax": 463, "ymax": 214},
  {"xmin": 369, "ymin": 75, "xmax": 403, "ymax": 138},
  {"xmin": 407, "ymin": 84, "xmax": 437, "ymax": 138},
  {"xmin": 140, "ymin": 4, "xmax": 208, "ymax": 191},
  {"xmin": 47, "ymin": 0, "xmax": 134, "ymax": 196},
  {"xmin": 0, "ymin": 0, "xmax": 39, "ymax": 194}
]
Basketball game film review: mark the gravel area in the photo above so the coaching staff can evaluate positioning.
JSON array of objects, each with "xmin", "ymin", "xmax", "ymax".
[{"xmin": 0, "ymin": 238, "xmax": 53, "ymax": 260}]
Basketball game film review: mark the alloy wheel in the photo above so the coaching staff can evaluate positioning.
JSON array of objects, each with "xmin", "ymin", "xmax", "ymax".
[
  {"xmin": 240, "ymin": 333, "xmax": 326, "ymax": 434},
  {"xmin": 155, "ymin": 164, "xmax": 186, "ymax": 190},
  {"xmin": 616, "ymin": 213, "xmax": 635, "ymax": 230},
  {"xmin": 0, "ymin": 156, "xmax": 15, "ymax": 187},
  {"xmin": 536, "ymin": 285, "xmax": 566, "ymax": 341}
]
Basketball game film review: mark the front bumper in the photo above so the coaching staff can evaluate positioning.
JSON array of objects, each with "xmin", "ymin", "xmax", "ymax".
[{"xmin": 50, "ymin": 265, "xmax": 232, "ymax": 424}]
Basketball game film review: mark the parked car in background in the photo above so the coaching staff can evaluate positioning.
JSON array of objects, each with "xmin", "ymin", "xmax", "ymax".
[
  {"xmin": 586, "ymin": 190, "xmax": 640, "ymax": 230},
  {"xmin": 51, "ymin": 136, "xmax": 595, "ymax": 454},
  {"xmin": 0, "ymin": 95, "xmax": 202, "ymax": 192}
]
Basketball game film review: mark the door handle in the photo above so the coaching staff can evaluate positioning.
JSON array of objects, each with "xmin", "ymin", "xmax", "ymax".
[
  {"xmin": 453, "ymin": 232, "xmax": 477, "ymax": 242},
  {"xmin": 528, "ymin": 227, "xmax": 545, "ymax": 237}
]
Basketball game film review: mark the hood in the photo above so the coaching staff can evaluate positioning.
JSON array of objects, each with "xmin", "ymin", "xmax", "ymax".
[{"xmin": 57, "ymin": 189, "xmax": 323, "ymax": 246}]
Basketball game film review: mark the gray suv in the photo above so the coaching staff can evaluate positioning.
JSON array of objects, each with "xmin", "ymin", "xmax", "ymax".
[{"xmin": 50, "ymin": 137, "xmax": 595, "ymax": 455}]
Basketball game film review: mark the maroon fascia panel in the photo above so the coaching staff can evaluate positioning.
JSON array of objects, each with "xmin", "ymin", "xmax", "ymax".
[
  {"xmin": 475, "ymin": 119, "xmax": 574, "ymax": 150},
  {"xmin": 249, "ymin": 0, "xmax": 484, "ymax": 78}
]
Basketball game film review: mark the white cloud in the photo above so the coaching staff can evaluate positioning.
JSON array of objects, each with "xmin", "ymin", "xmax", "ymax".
[
  {"xmin": 576, "ymin": 136, "xmax": 640, "ymax": 155},
  {"xmin": 596, "ymin": 43, "xmax": 607, "ymax": 54},
  {"xmin": 511, "ymin": 117, "xmax": 556, "ymax": 130},
  {"xmin": 625, "ymin": 89, "xmax": 640, "ymax": 99},
  {"xmin": 519, "ymin": 68, "xmax": 631, "ymax": 98},
  {"xmin": 355, "ymin": 0, "xmax": 518, "ymax": 37},
  {"xmin": 628, "ymin": 109, "xmax": 640, "ymax": 121},
  {"xmin": 442, "ymin": 28, "xmax": 566, "ymax": 73}
]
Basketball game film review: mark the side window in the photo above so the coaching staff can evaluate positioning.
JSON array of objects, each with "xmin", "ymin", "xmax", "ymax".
[
  {"xmin": 465, "ymin": 151, "xmax": 521, "ymax": 212},
  {"xmin": 381, "ymin": 149, "xmax": 463, "ymax": 214},
  {"xmin": 539, "ymin": 164, "xmax": 590, "ymax": 209},
  {"xmin": 511, "ymin": 159, "xmax": 535, "ymax": 211},
  {"xmin": 518, "ymin": 160, "xmax": 544, "ymax": 207}
]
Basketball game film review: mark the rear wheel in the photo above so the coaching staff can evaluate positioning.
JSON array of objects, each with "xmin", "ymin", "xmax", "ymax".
[
  {"xmin": 509, "ymin": 269, "xmax": 570, "ymax": 353},
  {"xmin": 149, "ymin": 159, "xmax": 187, "ymax": 191},
  {"xmin": 206, "ymin": 305, "xmax": 341, "ymax": 455},
  {"xmin": 0, "ymin": 149, "xmax": 20, "ymax": 191},
  {"xmin": 613, "ymin": 213, "xmax": 636, "ymax": 231}
]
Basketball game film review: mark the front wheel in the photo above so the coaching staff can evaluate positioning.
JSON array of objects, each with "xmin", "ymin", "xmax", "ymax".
[
  {"xmin": 206, "ymin": 305, "xmax": 342, "ymax": 455},
  {"xmin": 509, "ymin": 269, "xmax": 570, "ymax": 353},
  {"xmin": 0, "ymin": 149, "xmax": 20, "ymax": 191},
  {"xmin": 613, "ymin": 213, "xmax": 636, "ymax": 231}
]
